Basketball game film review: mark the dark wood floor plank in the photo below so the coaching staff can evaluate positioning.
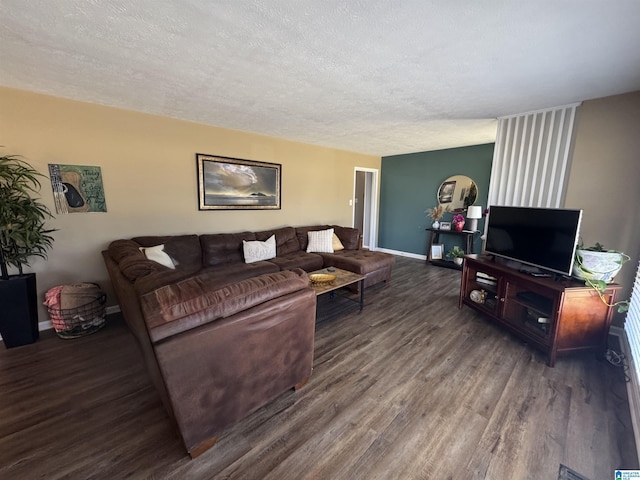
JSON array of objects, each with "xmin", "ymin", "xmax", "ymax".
[
  {"xmin": 0, "ymin": 256, "xmax": 636, "ymax": 479},
  {"xmin": 462, "ymin": 352, "xmax": 545, "ymax": 478}
]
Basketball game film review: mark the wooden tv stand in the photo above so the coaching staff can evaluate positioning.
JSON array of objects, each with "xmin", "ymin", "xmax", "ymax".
[{"xmin": 459, "ymin": 255, "xmax": 621, "ymax": 367}]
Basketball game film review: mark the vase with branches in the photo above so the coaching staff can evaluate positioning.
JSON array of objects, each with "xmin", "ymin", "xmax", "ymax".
[{"xmin": 425, "ymin": 204, "xmax": 449, "ymax": 229}]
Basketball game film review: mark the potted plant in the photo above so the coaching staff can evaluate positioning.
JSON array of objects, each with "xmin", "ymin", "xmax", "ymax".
[
  {"xmin": 452, "ymin": 213, "xmax": 465, "ymax": 232},
  {"xmin": 426, "ymin": 204, "xmax": 449, "ymax": 229},
  {"xmin": 0, "ymin": 153, "xmax": 55, "ymax": 347},
  {"xmin": 572, "ymin": 242, "xmax": 630, "ymax": 313},
  {"xmin": 447, "ymin": 245, "xmax": 466, "ymax": 266}
]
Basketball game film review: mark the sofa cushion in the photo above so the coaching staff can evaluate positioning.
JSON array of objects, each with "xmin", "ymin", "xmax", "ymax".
[
  {"xmin": 198, "ymin": 261, "xmax": 280, "ymax": 285},
  {"xmin": 255, "ymin": 227, "xmax": 300, "ymax": 256},
  {"xmin": 267, "ymin": 252, "xmax": 324, "ymax": 272},
  {"xmin": 119, "ymin": 254, "xmax": 167, "ymax": 282},
  {"xmin": 135, "ymin": 260, "xmax": 280, "ymax": 297},
  {"xmin": 319, "ymin": 249, "xmax": 395, "ymax": 275},
  {"xmin": 107, "ymin": 240, "xmax": 168, "ymax": 281},
  {"xmin": 132, "ymin": 269, "xmax": 202, "ymax": 296},
  {"xmin": 201, "ymin": 232, "xmax": 256, "ymax": 266},
  {"xmin": 108, "ymin": 239, "xmax": 145, "ymax": 264},
  {"xmin": 243, "ymin": 235, "xmax": 276, "ymax": 263},
  {"xmin": 132, "ymin": 235, "xmax": 202, "ymax": 271},
  {"xmin": 332, "ymin": 233, "xmax": 345, "ymax": 251},
  {"xmin": 141, "ymin": 268, "xmax": 311, "ymax": 342}
]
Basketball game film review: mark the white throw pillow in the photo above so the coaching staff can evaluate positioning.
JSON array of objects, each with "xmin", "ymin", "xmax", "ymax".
[
  {"xmin": 243, "ymin": 235, "xmax": 276, "ymax": 263},
  {"xmin": 307, "ymin": 228, "xmax": 334, "ymax": 253},
  {"xmin": 139, "ymin": 244, "xmax": 176, "ymax": 269}
]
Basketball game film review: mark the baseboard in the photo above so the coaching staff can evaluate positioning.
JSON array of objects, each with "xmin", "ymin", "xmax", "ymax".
[
  {"xmin": 38, "ymin": 320, "xmax": 53, "ymax": 332},
  {"xmin": 0, "ymin": 319, "xmax": 55, "ymax": 340},
  {"xmin": 610, "ymin": 326, "xmax": 640, "ymax": 464},
  {"xmin": 375, "ymin": 247, "xmax": 427, "ymax": 261}
]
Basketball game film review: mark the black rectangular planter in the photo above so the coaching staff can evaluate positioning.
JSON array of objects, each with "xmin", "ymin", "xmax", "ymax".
[{"xmin": 0, "ymin": 273, "xmax": 39, "ymax": 348}]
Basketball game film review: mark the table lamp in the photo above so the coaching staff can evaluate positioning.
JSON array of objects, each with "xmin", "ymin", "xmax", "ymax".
[{"xmin": 467, "ymin": 205, "xmax": 483, "ymax": 232}]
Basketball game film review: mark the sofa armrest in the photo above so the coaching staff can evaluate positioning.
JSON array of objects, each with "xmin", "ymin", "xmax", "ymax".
[{"xmin": 140, "ymin": 268, "xmax": 311, "ymax": 343}]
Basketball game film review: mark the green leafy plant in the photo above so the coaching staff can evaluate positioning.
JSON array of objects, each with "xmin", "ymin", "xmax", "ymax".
[
  {"xmin": 585, "ymin": 277, "xmax": 629, "ymax": 313},
  {"xmin": 581, "ymin": 241, "xmax": 606, "ymax": 252},
  {"xmin": 0, "ymin": 153, "xmax": 56, "ymax": 279},
  {"xmin": 446, "ymin": 245, "xmax": 465, "ymax": 259}
]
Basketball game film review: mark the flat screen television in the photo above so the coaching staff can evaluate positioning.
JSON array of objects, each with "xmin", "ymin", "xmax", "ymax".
[{"xmin": 484, "ymin": 206, "xmax": 583, "ymax": 276}]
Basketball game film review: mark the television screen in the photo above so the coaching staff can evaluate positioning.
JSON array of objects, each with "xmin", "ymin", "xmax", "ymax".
[{"xmin": 484, "ymin": 206, "xmax": 583, "ymax": 276}]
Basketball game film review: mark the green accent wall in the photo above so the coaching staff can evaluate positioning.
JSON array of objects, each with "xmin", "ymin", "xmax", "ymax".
[{"xmin": 379, "ymin": 143, "xmax": 494, "ymax": 256}]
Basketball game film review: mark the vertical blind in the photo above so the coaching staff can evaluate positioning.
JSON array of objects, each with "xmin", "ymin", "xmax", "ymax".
[
  {"xmin": 487, "ymin": 103, "xmax": 580, "ymax": 208},
  {"xmin": 626, "ymin": 261, "xmax": 640, "ymax": 384},
  {"xmin": 624, "ymin": 261, "xmax": 640, "ymax": 457}
]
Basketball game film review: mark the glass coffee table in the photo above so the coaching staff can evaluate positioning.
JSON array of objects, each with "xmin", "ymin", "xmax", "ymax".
[{"xmin": 308, "ymin": 267, "xmax": 365, "ymax": 312}]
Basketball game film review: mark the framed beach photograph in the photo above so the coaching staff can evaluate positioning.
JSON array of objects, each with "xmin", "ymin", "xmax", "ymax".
[
  {"xmin": 197, "ymin": 154, "xmax": 281, "ymax": 210},
  {"xmin": 430, "ymin": 244, "xmax": 444, "ymax": 260},
  {"xmin": 439, "ymin": 221, "xmax": 452, "ymax": 230}
]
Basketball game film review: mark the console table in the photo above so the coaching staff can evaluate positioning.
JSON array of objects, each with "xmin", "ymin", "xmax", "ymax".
[{"xmin": 425, "ymin": 227, "xmax": 478, "ymax": 270}]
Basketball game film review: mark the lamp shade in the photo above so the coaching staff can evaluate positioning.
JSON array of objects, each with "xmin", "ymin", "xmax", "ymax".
[{"xmin": 467, "ymin": 205, "xmax": 483, "ymax": 219}]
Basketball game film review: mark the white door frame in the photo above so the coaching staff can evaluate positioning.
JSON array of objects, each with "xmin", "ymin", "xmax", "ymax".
[{"xmin": 353, "ymin": 167, "xmax": 379, "ymax": 250}]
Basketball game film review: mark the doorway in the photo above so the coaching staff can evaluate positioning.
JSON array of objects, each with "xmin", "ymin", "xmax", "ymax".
[{"xmin": 353, "ymin": 168, "xmax": 379, "ymax": 249}]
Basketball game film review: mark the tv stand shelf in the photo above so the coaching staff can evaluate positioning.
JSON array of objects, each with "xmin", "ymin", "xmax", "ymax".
[{"xmin": 459, "ymin": 255, "xmax": 621, "ymax": 367}]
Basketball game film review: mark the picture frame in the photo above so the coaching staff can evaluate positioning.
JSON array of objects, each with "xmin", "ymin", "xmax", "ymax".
[
  {"xmin": 430, "ymin": 244, "xmax": 444, "ymax": 260},
  {"xmin": 196, "ymin": 153, "xmax": 281, "ymax": 210},
  {"xmin": 439, "ymin": 221, "xmax": 452, "ymax": 230}
]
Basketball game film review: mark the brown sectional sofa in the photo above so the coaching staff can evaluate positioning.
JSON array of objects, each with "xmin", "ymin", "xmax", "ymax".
[{"xmin": 102, "ymin": 225, "xmax": 394, "ymax": 457}]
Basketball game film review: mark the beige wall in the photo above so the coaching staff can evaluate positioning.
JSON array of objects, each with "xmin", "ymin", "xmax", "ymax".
[
  {"xmin": 565, "ymin": 91, "xmax": 640, "ymax": 323},
  {"xmin": 0, "ymin": 87, "xmax": 380, "ymax": 324}
]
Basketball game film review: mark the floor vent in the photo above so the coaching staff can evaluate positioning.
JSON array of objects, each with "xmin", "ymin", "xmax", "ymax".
[{"xmin": 558, "ymin": 464, "xmax": 590, "ymax": 480}]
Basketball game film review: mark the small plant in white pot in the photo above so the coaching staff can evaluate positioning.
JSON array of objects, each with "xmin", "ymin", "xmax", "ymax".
[
  {"xmin": 572, "ymin": 242, "xmax": 630, "ymax": 313},
  {"xmin": 447, "ymin": 245, "xmax": 466, "ymax": 266}
]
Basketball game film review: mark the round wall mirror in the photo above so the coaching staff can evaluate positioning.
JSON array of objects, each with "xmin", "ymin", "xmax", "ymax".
[{"xmin": 437, "ymin": 175, "xmax": 478, "ymax": 212}]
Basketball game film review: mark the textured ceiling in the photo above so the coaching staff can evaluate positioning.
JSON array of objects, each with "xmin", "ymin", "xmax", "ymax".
[{"xmin": 1, "ymin": 1, "xmax": 640, "ymax": 156}]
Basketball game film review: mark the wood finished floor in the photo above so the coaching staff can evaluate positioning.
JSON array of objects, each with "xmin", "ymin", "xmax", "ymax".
[{"xmin": 0, "ymin": 256, "xmax": 637, "ymax": 479}]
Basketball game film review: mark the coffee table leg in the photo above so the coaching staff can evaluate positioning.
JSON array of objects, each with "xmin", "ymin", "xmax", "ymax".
[{"xmin": 359, "ymin": 279, "xmax": 364, "ymax": 311}]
